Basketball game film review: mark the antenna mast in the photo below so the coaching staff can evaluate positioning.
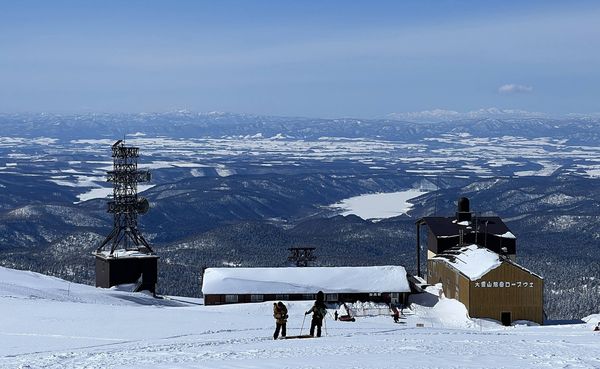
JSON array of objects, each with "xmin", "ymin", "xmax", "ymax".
[{"xmin": 96, "ymin": 140, "xmax": 152, "ymax": 255}]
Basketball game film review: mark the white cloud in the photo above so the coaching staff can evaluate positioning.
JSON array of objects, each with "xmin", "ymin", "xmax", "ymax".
[{"xmin": 498, "ymin": 84, "xmax": 533, "ymax": 94}]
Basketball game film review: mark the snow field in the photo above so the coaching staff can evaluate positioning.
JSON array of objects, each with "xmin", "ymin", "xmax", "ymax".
[{"xmin": 0, "ymin": 267, "xmax": 599, "ymax": 369}]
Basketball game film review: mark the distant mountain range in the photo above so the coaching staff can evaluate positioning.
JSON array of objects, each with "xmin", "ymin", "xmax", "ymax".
[
  {"xmin": 0, "ymin": 112, "xmax": 599, "ymax": 320},
  {"xmin": 387, "ymin": 107, "xmax": 600, "ymax": 123},
  {"xmin": 2, "ymin": 111, "xmax": 600, "ymax": 144}
]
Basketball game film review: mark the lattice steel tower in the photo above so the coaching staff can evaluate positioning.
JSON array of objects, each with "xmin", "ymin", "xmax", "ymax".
[
  {"xmin": 95, "ymin": 140, "xmax": 158, "ymax": 294},
  {"xmin": 96, "ymin": 140, "xmax": 153, "ymax": 255}
]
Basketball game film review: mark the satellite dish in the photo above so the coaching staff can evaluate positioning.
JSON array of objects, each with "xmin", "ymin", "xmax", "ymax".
[{"xmin": 137, "ymin": 197, "xmax": 150, "ymax": 214}]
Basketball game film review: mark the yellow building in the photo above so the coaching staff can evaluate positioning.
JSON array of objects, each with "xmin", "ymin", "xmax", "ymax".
[{"xmin": 428, "ymin": 244, "xmax": 544, "ymax": 325}]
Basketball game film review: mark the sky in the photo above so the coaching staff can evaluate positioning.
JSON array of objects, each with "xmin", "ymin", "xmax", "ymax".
[{"xmin": 1, "ymin": 0, "xmax": 599, "ymax": 118}]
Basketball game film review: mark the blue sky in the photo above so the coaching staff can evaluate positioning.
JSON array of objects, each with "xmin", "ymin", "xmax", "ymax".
[{"xmin": 1, "ymin": 0, "xmax": 599, "ymax": 117}]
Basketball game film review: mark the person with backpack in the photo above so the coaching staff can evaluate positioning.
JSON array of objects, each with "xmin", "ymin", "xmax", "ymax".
[
  {"xmin": 273, "ymin": 301, "xmax": 288, "ymax": 339},
  {"xmin": 305, "ymin": 291, "xmax": 327, "ymax": 337}
]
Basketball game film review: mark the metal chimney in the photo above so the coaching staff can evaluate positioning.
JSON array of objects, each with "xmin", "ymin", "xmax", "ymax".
[{"xmin": 456, "ymin": 197, "xmax": 472, "ymax": 222}]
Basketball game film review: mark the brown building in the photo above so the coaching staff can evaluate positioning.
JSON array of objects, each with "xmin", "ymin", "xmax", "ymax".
[{"xmin": 428, "ymin": 244, "xmax": 544, "ymax": 325}]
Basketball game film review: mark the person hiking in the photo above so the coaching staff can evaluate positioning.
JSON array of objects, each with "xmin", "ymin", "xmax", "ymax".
[
  {"xmin": 391, "ymin": 304, "xmax": 400, "ymax": 323},
  {"xmin": 305, "ymin": 291, "xmax": 327, "ymax": 337},
  {"xmin": 273, "ymin": 301, "xmax": 288, "ymax": 339}
]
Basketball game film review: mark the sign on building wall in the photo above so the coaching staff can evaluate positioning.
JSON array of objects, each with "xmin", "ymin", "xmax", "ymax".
[{"xmin": 475, "ymin": 281, "xmax": 534, "ymax": 288}]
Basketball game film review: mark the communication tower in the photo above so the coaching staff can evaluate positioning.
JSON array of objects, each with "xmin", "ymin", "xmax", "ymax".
[{"xmin": 95, "ymin": 140, "xmax": 158, "ymax": 294}]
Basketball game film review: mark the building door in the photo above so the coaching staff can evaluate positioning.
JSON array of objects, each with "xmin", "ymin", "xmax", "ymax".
[{"xmin": 501, "ymin": 312, "xmax": 512, "ymax": 326}]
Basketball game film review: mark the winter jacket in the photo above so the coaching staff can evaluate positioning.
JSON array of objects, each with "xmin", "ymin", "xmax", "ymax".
[
  {"xmin": 273, "ymin": 304, "xmax": 288, "ymax": 324},
  {"xmin": 306, "ymin": 301, "xmax": 327, "ymax": 320}
]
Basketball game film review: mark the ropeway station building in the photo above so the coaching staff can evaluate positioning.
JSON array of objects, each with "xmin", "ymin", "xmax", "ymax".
[
  {"xmin": 417, "ymin": 197, "xmax": 544, "ymax": 325},
  {"xmin": 428, "ymin": 244, "xmax": 543, "ymax": 325}
]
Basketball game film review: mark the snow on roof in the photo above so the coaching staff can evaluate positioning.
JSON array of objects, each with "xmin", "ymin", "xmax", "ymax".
[
  {"xmin": 96, "ymin": 250, "xmax": 157, "ymax": 259},
  {"xmin": 432, "ymin": 244, "xmax": 502, "ymax": 281},
  {"xmin": 201, "ymin": 265, "xmax": 410, "ymax": 295},
  {"xmin": 495, "ymin": 231, "xmax": 516, "ymax": 239}
]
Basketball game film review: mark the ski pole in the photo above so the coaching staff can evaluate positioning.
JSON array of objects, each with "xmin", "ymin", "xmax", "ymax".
[
  {"xmin": 300, "ymin": 314, "xmax": 306, "ymax": 336},
  {"xmin": 323, "ymin": 315, "xmax": 328, "ymax": 336}
]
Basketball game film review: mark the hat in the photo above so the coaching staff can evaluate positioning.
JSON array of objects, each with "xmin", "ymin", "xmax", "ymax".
[{"xmin": 316, "ymin": 291, "xmax": 324, "ymax": 301}]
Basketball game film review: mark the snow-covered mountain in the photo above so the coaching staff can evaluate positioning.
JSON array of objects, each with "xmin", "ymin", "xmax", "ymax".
[
  {"xmin": 0, "ymin": 266, "xmax": 598, "ymax": 369},
  {"xmin": 386, "ymin": 107, "xmax": 551, "ymax": 122},
  {"xmin": 2, "ymin": 111, "xmax": 600, "ymax": 143}
]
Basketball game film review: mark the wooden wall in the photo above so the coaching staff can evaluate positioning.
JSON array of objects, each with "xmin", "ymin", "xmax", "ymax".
[
  {"xmin": 428, "ymin": 259, "xmax": 543, "ymax": 324},
  {"xmin": 468, "ymin": 263, "xmax": 543, "ymax": 324},
  {"xmin": 427, "ymin": 260, "xmax": 470, "ymax": 310}
]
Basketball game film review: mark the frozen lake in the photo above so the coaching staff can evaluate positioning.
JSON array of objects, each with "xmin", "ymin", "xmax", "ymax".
[{"xmin": 331, "ymin": 189, "xmax": 428, "ymax": 219}]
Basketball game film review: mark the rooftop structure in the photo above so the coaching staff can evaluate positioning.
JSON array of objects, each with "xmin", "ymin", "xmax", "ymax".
[{"xmin": 415, "ymin": 197, "xmax": 516, "ymax": 277}]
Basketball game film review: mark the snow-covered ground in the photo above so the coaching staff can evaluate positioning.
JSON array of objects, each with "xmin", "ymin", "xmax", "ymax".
[
  {"xmin": 330, "ymin": 189, "xmax": 428, "ymax": 219},
  {"xmin": 1, "ymin": 267, "xmax": 599, "ymax": 369}
]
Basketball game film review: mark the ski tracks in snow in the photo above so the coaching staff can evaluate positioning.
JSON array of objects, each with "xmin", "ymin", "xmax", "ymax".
[{"xmin": 3, "ymin": 327, "xmax": 600, "ymax": 369}]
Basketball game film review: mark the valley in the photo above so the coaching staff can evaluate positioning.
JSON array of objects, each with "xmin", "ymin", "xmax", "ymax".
[{"xmin": 0, "ymin": 113, "xmax": 599, "ymax": 320}]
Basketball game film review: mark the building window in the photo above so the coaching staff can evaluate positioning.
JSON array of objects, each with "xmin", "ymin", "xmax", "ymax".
[
  {"xmin": 303, "ymin": 294, "xmax": 315, "ymax": 300},
  {"xmin": 250, "ymin": 294, "xmax": 264, "ymax": 302},
  {"xmin": 225, "ymin": 294, "xmax": 238, "ymax": 303},
  {"xmin": 276, "ymin": 294, "xmax": 289, "ymax": 300},
  {"xmin": 325, "ymin": 293, "xmax": 338, "ymax": 302}
]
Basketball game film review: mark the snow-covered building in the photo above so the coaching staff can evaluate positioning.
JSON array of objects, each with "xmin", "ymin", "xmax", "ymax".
[
  {"xmin": 416, "ymin": 197, "xmax": 517, "ymax": 273},
  {"xmin": 201, "ymin": 265, "xmax": 411, "ymax": 306},
  {"xmin": 428, "ymin": 244, "xmax": 544, "ymax": 325}
]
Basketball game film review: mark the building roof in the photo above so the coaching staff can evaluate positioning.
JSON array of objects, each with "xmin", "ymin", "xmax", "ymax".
[
  {"xmin": 201, "ymin": 265, "xmax": 410, "ymax": 295},
  {"xmin": 420, "ymin": 216, "xmax": 511, "ymax": 237},
  {"xmin": 431, "ymin": 244, "xmax": 502, "ymax": 280},
  {"xmin": 431, "ymin": 244, "xmax": 542, "ymax": 281},
  {"xmin": 95, "ymin": 249, "xmax": 158, "ymax": 259}
]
